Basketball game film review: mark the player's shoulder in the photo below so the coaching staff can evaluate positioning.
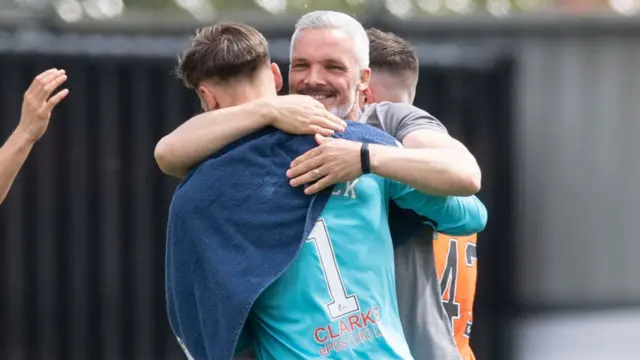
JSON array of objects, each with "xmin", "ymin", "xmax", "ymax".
[
  {"xmin": 366, "ymin": 101, "xmax": 434, "ymax": 121},
  {"xmin": 361, "ymin": 102, "xmax": 446, "ymax": 139},
  {"xmin": 339, "ymin": 120, "xmax": 399, "ymax": 147}
]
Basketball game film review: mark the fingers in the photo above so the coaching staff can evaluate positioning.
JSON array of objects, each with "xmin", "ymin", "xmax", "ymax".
[
  {"xmin": 45, "ymin": 88, "xmax": 70, "ymax": 111},
  {"xmin": 37, "ymin": 70, "xmax": 67, "ymax": 100},
  {"xmin": 26, "ymin": 69, "xmax": 67, "ymax": 103},
  {"xmin": 300, "ymin": 95, "xmax": 326, "ymax": 109},
  {"xmin": 311, "ymin": 108, "xmax": 346, "ymax": 129},
  {"xmin": 313, "ymin": 115, "xmax": 346, "ymax": 133},
  {"xmin": 288, "ymin": 158, "xmax": 325, "ymax": 186},
  {"xmin": 308, "ymin": 125, "xmax": 335, "ymax": 137},
  {"xmin": 304, "ymin": 173, "xmax": 334, "ymax": 195},
  {"xmin": 324, "ymin": 113, "xmax": 347, "ymax": 129},
  {"xmin": 33, "ymin": 68, "xmax": 59, "ymax": 83},
  {"xmin": 25, "ymin": 69, "xmax": 57, "ymax": 96},
  {"xmin": 44, "ymin": 72, "xmax": 67, "ymax": 93},
  {"xmin": 298, "ymin": 95, "xmax": 347, "ymax": 125},
  {"xmin": 307, "ymin": 115, "xmax": 346, "ymax": 136},
  {"xmin": 290, "ymin": 147, "xmax": 321, "ymax": 169}
]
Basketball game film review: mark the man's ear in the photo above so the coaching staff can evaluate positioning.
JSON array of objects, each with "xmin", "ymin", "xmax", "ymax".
[
  {"xmin": 271, "ymin": 63, "xmax": 283, "ymax": 93},
  {"xmin": 197, "ymin": 84, "xmax": 219, "ymax": 112},
  {"xmin": 357, "ymin": 67, "xmax": 371, "ymax": 92},
  {"xmin": 362, "ymin": 87, "xmax": 374, "ymax": 105}
]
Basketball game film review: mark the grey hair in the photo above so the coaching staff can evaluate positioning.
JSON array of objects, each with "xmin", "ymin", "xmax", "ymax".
[{"xmin": 290, "ymin": 11, "xmax": 370, "ymax": 70}]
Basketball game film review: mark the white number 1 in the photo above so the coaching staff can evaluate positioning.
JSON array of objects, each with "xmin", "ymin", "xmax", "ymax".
[{"xmin": 307, "ymin": 219, "xmax": 360, "ymax": 319}]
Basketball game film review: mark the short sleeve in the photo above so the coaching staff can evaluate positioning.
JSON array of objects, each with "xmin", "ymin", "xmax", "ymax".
[{"xmin": 372, "ymin": 102, "xmax": 448, "ymax": 142}]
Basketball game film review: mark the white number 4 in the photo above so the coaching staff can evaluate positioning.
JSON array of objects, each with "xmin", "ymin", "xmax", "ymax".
[{"xmin": 307, "ymin": 219, "xmax": 360, "ymax": 319}]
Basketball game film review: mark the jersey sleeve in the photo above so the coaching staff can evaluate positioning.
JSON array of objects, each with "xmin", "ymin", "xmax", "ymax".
[
  {"xmin": 373, "ymin": 102, "xmax": 448, "ymax": 142},
  {"xmin": 389, "ymin": 181, "xmax": 487, "ymax": 236}
]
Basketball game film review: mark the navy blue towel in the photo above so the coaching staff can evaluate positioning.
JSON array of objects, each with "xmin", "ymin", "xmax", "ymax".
[{"xmin": 165, "ymin": 122, "xmax": 425, "ymax": 360}]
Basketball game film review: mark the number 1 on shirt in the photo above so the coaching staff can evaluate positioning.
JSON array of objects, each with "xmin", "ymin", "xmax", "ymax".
[{"xmin": 307, "ymin": 219, "xmax": 360, "ymax": 319}]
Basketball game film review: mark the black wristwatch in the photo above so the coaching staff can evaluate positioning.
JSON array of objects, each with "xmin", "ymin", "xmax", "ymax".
[{"xmin": 360, "ymin": 143, "xmax": 370, "ymax": 174}]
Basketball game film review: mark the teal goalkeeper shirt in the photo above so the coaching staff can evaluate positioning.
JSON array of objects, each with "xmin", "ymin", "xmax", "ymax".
[{"xmin": 248, "ymin": 174, "xmax": 487, "ymax": 360}]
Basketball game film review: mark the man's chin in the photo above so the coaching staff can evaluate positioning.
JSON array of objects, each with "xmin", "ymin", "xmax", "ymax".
[
  {"xmin": 328, "ymin": 108, "xmax": 349, "ymax": 119},
  {"xmin": 317, "ymin": 99, "xmax": 336, "ymax": 109}
]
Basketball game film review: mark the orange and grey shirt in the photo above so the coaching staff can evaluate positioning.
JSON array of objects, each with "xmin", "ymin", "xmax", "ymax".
[{"xmin": 434, "ymin": 233, "xmax": 478, "ymax": 360}]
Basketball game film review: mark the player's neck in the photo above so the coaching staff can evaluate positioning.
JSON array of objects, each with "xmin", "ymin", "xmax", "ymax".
[{"xmin": 222, "ymin": 83, "xmax": 277, "ymax": 108}]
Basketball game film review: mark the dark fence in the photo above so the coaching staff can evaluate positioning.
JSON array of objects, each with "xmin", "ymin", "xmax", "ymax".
[
  {"xmin": 0, "ymin": 43, "xmax": 514, "ymax": 360},
  {"xmin": 0, "ymin": 54, "xmax": 194, "ymax": 360}
]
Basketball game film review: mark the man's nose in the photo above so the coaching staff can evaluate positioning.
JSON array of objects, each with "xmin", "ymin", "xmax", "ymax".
[{"xmin": 303, "ymin": 66, "xmax": 326, "ymax": 86}]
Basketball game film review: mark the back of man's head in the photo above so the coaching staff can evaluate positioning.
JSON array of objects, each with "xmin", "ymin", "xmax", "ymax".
[
  {"xmin": 176, "ymin": 22, "xmax": 270, "ymax": 88},
  {"xmin": 368, "ymin": 28, "xmax": 418, "ymax": 78},
  {"xmin": 365, "ymin": 28, "xmax": 419, "ymax": 105}
]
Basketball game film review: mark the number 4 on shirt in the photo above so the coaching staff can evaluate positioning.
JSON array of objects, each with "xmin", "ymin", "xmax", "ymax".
[
  {"xmin": 440, "ymin": 238, "xmax": 478, "ymax": 335},
  {"xmin": 307, "ymin": 219, "xmax": 360, "ymax": 319}
]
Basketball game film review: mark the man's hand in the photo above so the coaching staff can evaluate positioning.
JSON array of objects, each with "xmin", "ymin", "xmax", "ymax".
[
  {"xmin": 287, "ymin": 134, "xmax": 362, "ymax": 195},
  {"xmin": 17, "ymin": 68, "xmax": 69, "ymax": 142},
  {"xmin": 264, "ymin": 95, "xmax": 347, "ymax": 137}
]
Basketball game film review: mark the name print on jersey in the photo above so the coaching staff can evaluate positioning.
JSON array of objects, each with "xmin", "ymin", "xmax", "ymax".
[
  {"xmin": 307, "ymin": 218, "xmax": 384, "ymax": 357},
  {"xmin": 313, "ymin": 307, "xmax": 383, "ymax": 357},
  {"xmin": 330, "ymin": 179, "xmax": 359, "ymax": 199}
]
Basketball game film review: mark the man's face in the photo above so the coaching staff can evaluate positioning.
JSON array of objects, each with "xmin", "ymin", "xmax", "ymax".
[{"xmin": 289, "ymin": 28, "xmax": 368, "ymax": 120}]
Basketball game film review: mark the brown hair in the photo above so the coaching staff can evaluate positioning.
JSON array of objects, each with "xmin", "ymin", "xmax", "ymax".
[
  {"xmin": 367, "ymin": 28, "xmax": 418, "ymax": 75},
  {"xmin": 176, "ymin": 22, "xmax": 270, "ymax": 88}
]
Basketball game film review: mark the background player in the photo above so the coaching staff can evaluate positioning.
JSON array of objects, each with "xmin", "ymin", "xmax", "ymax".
[
  {"xmin": 363, "ymin": 28, "xmax": 479, "ymax": 360},
  {"xmin": 171, "ymin": 21, "xmax": 487, "ymax": 360},
  {"xmin": 0, "ymin": 69, "xmax": 68, "ymax": 205}
]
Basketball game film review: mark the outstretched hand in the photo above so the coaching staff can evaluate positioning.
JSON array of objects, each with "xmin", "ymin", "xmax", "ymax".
[{"xmin": 18, "ymin": 68, "xmax": 69, "ymax": 142}]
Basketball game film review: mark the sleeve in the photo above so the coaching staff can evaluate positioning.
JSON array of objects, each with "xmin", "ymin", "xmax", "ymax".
[
  {"xmin": 388, "ymin": 180, "xmax": 487, "ymax": 236},
  {"xmin": 374, "ymin": 102, "xmax": 449, "ymax": 142}
]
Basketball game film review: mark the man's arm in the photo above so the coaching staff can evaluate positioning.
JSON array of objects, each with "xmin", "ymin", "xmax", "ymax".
[
  {"xmin": 287, "ymin": 134, "xmax": 479, "ymax": 196},
  {"xmin": 154, "ymin": 100, "xmax": 270, "ymax": 178},
  {"xmin": 287, "ymin": 103, "xmax": 481, "ymax": 196},
  {"xmin": 0, "ymin": 68, "xmax": 68, "ymax": 205},
  {"xmin": 390, "ymin": 180, "xmax": 487, "ymax": 236},
  {"xmin": 375, "ymin": 102, "xmax": 481, "ymax": 196},
  {"xmin": 0, "ymin": 130, "xmax": 35, "ymax": 204},
  {"xmin": 368, "ymin": 138, "xmax": 479, "ymax": 196},
  {"xmin": 154, "ymin": 95, "xmax": 346, "ymax": 178}
]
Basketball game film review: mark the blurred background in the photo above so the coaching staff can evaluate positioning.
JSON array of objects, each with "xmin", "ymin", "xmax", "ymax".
[{"xmin": 0, "ymin": 0, "xmax": 639, "ymax": 359}]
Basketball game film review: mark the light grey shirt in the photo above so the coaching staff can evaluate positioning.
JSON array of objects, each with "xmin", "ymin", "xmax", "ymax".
[{"xmin": 359, "ymin": 102, "xmax": 462, "ymax": 360}]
